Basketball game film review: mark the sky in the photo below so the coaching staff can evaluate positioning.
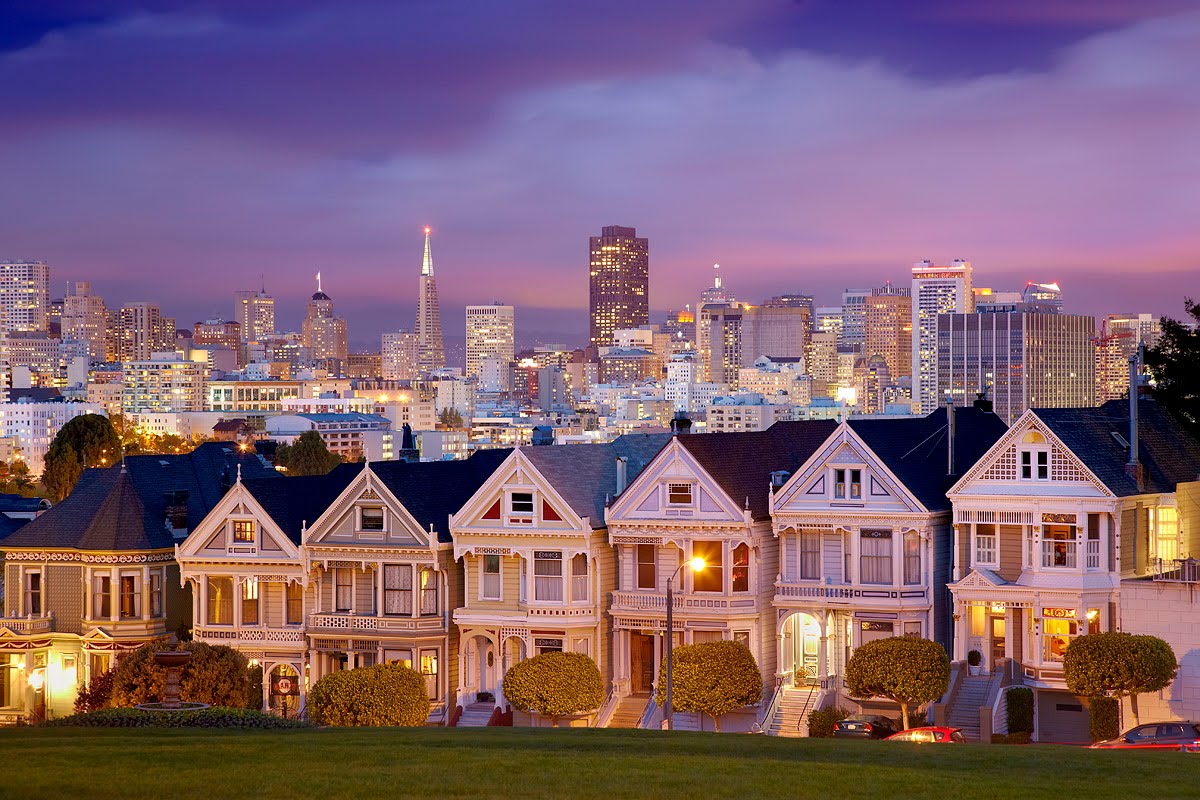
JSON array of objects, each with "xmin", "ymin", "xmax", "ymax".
[{"xmin": 1, "ymin": 0, "xmax": 1197, "ymax": 351}]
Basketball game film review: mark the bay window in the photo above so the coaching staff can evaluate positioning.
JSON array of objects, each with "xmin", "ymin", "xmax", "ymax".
[
  {"xmin": 903, "ymin": 530, "xmax": 921, "ymax": 585},
  {"xmin": 120, "ymin": 575, "xmax": 139, "ymax": 619},
  {"xmin": 860, "ymin": 529, "xmax": 893, "ymax": 585},
  {"xmin": 1041, "ymin": 525, "xmax": 1076, "ymax": 568},
  {"xmin": 24, "ymin": 571, "xmax": 42, "ymax": 616},
  {"xmin": 692, "ymin": 541, "xmax": 723, "ymax": 592},
  {"xmin": 241, "ymin": 578, "xmax": 259, "ymax": 625},
  {"xmin": 93, "ymin": 574, "xmax": 112, "ymax": 619},
  {"xmin": 974, "ymin": 524, "xmax": 997, "ymax": 566},
  {"xmin": 207, "ymin": 577, "xmax": 233, "ymax": 625},
  {"xmin": 419, "ymin": 568, "xmax": 438, "ymax": 615},
  {"xmin": 534, "ymin": 551, "xmax": 564, "ymax": 602},
  {"xmin": 286, "ymin": 581, "xmax": 304, "ymax": 625},
  {"xmin": 384, "ymin": 565, "xmax": 413, "ymax": 615},
  {"xmin": 419, "ymin": 649, "xmax": 439, "ymax": 700},
  {"xmin": 335, "ymin": 568, "xmax": 353, "ymax": 612},
  {"xmin": 150, "ymin": 571, "xmax": 163, "ymax": 618},
  {"xmin": 481, "ymin": 555, "xmax": 501, "ymax": 600}
]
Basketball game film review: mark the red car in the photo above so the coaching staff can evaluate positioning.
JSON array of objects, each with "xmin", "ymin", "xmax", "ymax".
[
  {"xmin": 1091, "ymin": 722, "xmax": 1200, "ymax": 749},
  {"xmin": 885, "ymin": 726, "xmax": 967, "ymax": 744}
]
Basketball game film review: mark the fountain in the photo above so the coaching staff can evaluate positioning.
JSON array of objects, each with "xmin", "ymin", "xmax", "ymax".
[{"xmin": 136, "ymin": 642, "xmax": 209, "ymax": 712}]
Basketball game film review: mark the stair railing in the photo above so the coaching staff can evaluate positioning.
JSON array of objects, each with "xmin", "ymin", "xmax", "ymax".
[
  {"xmin": 795, "ymin": 687, "xmax": 817, "ymax": 735},
  {"xmin": 754, "ymin": 676, "xmax": 785, "ymax": 734}
]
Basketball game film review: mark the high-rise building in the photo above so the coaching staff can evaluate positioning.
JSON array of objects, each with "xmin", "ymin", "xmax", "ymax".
[
  {"xmin": 465, "ymin": 303, "xmax": 515, "ymax": 379},
  {"xmin": 741, "ymin": 304, "xmax": 809, "ymax": 364},
  {"xmin": 62, "ymin": 281, "xmax": 108, "ymax": 362},
  {"xmin": 816, "ymin": 306, "xmax": 843, "ymax": 337},
  {"xmin": 121, "ymin": 354, "xmax": 206, "ymax": 414},
  {"xmin": 937, "ymin": 309, "xmax": 1095, "ymax": 425},
  {"xmin": 416, "ymin": 227, "xmax": 446, "ymax": 373},
  {"xmin": 234, "ymin": 287, "xmax": 275, "ymax": 341},
  {"xmin": 0, "ymin": 260, "xmax": 50, "ymax": 334},
  {"xmin": 382, "ymin": 331, "xmax": 420, "ymax": 381},
  {"xmin": 1022, "ymin": 281, "xmax": 1063, "ymax": 312},
  {"xmin": 701, "ymin": 304, "xmax": 743, "ymax": 387},
  {"xmin": 588, "ymin": 225, "xmax": 649, "ymax": 349},
  {"xmin": 911, "ymin": 259, "xmax": 974, "ymax": 414},
  {"xmin": 1096, "ymin": 313, "xmax": 1162, "ymax": 403},
  {"xmin": 840, "ymin": 288, "xmax": 869, "ymax": 352},
  {"xmin": 695, "ymin": 264, "xmax": 734, "ymax": 381},
  {"xmin": 301, "ymin": 275, "xmax": 349, "ymax": 365},
  {"xmin": 117, "ymin": 303, "xmax": 177, "ymax": 362},
  {"xmin": 863, "ymin": 283, "xmax": 912, "ymax": 382}
]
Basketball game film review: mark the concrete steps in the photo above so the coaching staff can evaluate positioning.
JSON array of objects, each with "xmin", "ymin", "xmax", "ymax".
[
  {"xmin": 455, "ymin": 702, "xmax": 496, "ymax": 727},
  {"xmin": 606, "ymin": 693, "xmax": 651, "ymax": 729},
  {"xmin": 767, "ymin": 688, "xmax": 820, "ymax": 738},
  {"xmin": 946, "ymin": 676, "xmax": 993, "ymax": 741}
]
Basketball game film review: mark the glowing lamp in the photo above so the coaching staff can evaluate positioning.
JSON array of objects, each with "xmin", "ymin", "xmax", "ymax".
[
  {"xmin": 689, "ymin": 556, "xmax": 706, "ymax": 573},
  {"xmin": 423, "ymin": 226, "xmax": 431, "ymax": 234},
  {"xmin": 28, "ymin": 670, "xmax": 44, "ymax": 691},
  {"xmin": 1086, "ymin": 609, "xmax": 1099, "ymax": 621}
]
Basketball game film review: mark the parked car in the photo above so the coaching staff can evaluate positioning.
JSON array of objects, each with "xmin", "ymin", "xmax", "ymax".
[
  {"xmin": 1091, "ymin": 722, "xmax": 1200, "ymax": 749},
  {"xmin": 833, "ymin": 714, "xmax": 898, "ymax": 739},
  {"xmin": 885, "ymin": 726, "xmax": 967, "ymax": 744}
]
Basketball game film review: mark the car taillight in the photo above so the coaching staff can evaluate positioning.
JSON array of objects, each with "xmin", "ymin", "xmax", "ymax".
[{"xmin": 863, "ymin": 723, "xmax": 873, "ymax": 732}]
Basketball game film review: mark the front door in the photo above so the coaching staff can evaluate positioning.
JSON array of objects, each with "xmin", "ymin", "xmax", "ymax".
[
  {"xmin": 631, "ymin": 633, "xmax": 654, "ymax": 694},
  {"xmin": 990, "ymin": 616, "xmax": 1006, "ymax": 669}
]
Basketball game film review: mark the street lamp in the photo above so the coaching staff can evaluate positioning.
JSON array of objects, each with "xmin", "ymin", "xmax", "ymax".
[{"xmin": 664, "ymin": 555, "xmax": 705, "ymax": 731}]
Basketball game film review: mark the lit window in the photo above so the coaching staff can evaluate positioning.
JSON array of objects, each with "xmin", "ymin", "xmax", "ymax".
[
  {"xmin": 534, "ymin": 551, "xmax": 564, "ymax": 602},
  {"xmin": 233, "ymin": 521, "xmax": 254, "ymax": 542},
  {"xmin": 692, "ymin": 541, "xmax": 723, "ymax": 592}
]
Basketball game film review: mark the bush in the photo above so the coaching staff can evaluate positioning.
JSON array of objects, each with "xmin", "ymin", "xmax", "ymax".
[
  {"xmin": 655, "ymin": 640, "xmax": 763, "ymax": 732},
  {"xmin": 110, "ymin": 641, "xmax": 253, "ymax": 708},
  {"xmin": 806, "ymin": 706, "xmax": 848, "ymax": 738},
  {"xmin": 1089, "ymin": 695, "xmax": 1121, "ymax": 742},
  {"xmin": 307, "ymin": 664, "xmax": 430, "ymax": 727},
  {"xmin": 845, "ymin": 637, "xmax": 950, "ymax": 730},
  {"xmin": 1006, "ymin": 686, "xmax": 1034, "ymax": 734},
  {"xmin": 74, "ymin": 667, "xmax": 115, "ymax": 714},
  {"xmin": 246, "ymin": 664, "xmax": 264, "ymax": 711},
  {"xmin": 1064, "ymin": 632, "xmax": 1176, "ymax": 725},
  {"xmin": 502, "ymin": 652, "xmax": 604, "ymax": 723},
  {"xmin": 905, "ymin": 708, "xmax": 928, "ymax": 729},
  {"xmin": 43, "ymin": 707, "xmax": 309, "ymax": 729},
  {"xmin": 993, "ymin": 731, "xmax": 1031, "ymax": 745},
  {"xmin": 967, "ymin": 650, "xmax": 982, "ymax": 667}
]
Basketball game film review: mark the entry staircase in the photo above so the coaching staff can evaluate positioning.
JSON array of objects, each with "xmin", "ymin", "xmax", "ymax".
[
  {"xmin": 766, "ymin": 686, "xmax": 820, "ymax": 737},
  {"xmin": 455, "ymin": 702, "xmax": 496, "ymax": 727},
  {"xmin": 606, "ymin": 693, "xmax": 651, "ymax": 729},
  {"xmin": 946, "ymin": 676, "xmax": 994, "ymax": 742}
]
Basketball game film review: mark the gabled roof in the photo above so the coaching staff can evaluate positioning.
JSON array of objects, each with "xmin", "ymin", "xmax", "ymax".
[
  {"xmin": 676, "ymin": 421, "xmax": 839, "ymax": 519},
  {"xmin": 241, "ymin": 464, "xmax": 361, "ymax": 544},
  {"xmin": 1035, "ymin": 399, "xmax": 1200, "ymax": 496},
  {"xmin": 0, "ymin": 443, "xmax": 279, "ymax": 552},
  {"xmin": 848, "ymin": 407, "xmax": 1007, "ymax": 512},
  {"xmin": 521, "ymin": 434, "xmax": 672, "ymax": 523},
  {"xmin": 366, "ymin": 449, "xmax": 513, "ymax": 543}
]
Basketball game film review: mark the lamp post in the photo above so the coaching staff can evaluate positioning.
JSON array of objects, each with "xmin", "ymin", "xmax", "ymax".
[{"xmin": 664, "ymin": 556, "xmax": 705, "ymax": 731}]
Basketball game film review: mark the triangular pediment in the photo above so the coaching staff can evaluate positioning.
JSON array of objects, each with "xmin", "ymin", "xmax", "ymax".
[
  {"xmin": 306, "ymin": 466, "xmax": 432, "ymax": 548},
  {"xmin": 607, "ymin": 439, "xmax": 744, "ymax": 524},
  {"xmin": 451, "ymin": 451, "xmax": 583, "ymax": 535},
  {"xmin": 953, "ymin": 569, "xmax": 1009, "ymax": 589},
  {"xmin": 178, "ymin": 482, "xmax": 300, "ymax": 562}
]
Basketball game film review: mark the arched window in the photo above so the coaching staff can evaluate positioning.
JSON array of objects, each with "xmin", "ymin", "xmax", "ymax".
[{"xmin": 732, "ymin": 543, "xmax": 750, "ymax": 592}]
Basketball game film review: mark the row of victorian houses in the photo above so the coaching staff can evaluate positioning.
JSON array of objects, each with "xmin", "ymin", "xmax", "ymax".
[{"xmin": 1, "ymin": 397, "xmax": 1198, "ymax": 742}]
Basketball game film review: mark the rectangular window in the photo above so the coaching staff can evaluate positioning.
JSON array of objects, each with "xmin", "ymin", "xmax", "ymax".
[
  {"xmin": 241, "ymin": 578, "xmax": 259, "ymax": 625},
  {"xmin": 692, "ymin": 541, "xmax": 723, "ymax": 592},
  {"xmin": 667, "ymin": 483, "xmax": 693, "ymax": 505},
  {"xmin": 974, "ymin": 524, "xmax": 997, "ymax": 565},
  {"xmin": 150, "ymin": 571, "xmax": 163, "ymax": 618},
  {"xmin": 860, "ymin": 530, "xmax": 893, "ymax": 585},
  {"xmin": 92, "ymin": 574, "xmax": 111, "ymax": 619},
  {"xmin": 636, "ymin": 545, "xmax": 656, "ymax": 590},
  {"xmin": 360, "ymin": 507, "xmax": 384, "ymax": 531},
  {"xmin": 1041, "ymin": 618, "xmax": 1078, "ymax": 662},
  {"xmin": 335, "ymin": 568, "xmax": 353, "ymax": 612},
  {"xmin": 286, "ymin": 581, "xmax": 304, "ymax": 625},
  {"xmin": 732, "ymin": 543, "xmax": 750, "ymax": 592},
  {"xmin": 1157, "ymin": 507, "xmax": 1179, "ymax": 564},
  {"xmin": 419, "ymin": 649, "xmax": 439, "ymax": 700},
  {"xmin": 535, "ymin": 637, "xmax": 564, "ymax": 655},
  {"xmin": 511, "ymin": 492, "xmax": 534, "ymax": 514},
  {"xmin": 384, "ymin": 565, "xmax": 413, "ymax": 615},
  {"xmin": 1021, "ymin": 451, "xmax": 1032, "ymax": 479},
  {"xmin": 1037, "ymin": 451, "xmax": 1049, "ymax": 480},
  {"xmin": 571, "ymin": 554, "xmax": 588, "ymax": 602},
  {"xmin": 207, "ymin": 577, "xmax": 233, "ymax": 625},
  {"xmin": 481, "ymin": 555, "xmax": 501, "ymax": 600},
  {"xmin": 120, "ymin": 575, "xmax": 139, "ymax": 619},
  {"xmin": 232, "ymin": 520, "xmax": 255, "ymax": 542},
  {"xmin": 734, "ymin": 630, "xmax": 751, "ymax": 648},
  {"xmin": 534, "ymin": 551, "xmax": 564, "ymax": 602},
  {"xmin": 903, "ymin": 531, "xmax": 921, "ymax": 585},
  {"xmin": 849, "ymin": 469, "xmax": 862, "ymax": 499},
  {"xmin": 800, "ymin": 532, "xmax": 820, "ymax": 580},
  {"xmin": 419, "ymin": 568, "xmax": 438, "ymax": 615},
  {"xmin": 834, "ymin": 469, "xmax": 846, "ymax": 498},
  {"xmin": 903, "ymin": 621, "xmax": 922, "ymax": 638},
  {"xmin": 1041, "ymin": 525, "xmax": 1077, "ymax": 569}
]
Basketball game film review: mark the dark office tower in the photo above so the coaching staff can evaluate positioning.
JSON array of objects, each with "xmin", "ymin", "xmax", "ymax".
[{"xmin": 589, "ymin": 225, "xmax": 649, "ymax": 349}]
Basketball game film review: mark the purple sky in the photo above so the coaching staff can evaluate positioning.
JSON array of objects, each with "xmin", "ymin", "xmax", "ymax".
[{"xmin": 1, "ymin": 0, "xmax": 1197, "ymax": 350}]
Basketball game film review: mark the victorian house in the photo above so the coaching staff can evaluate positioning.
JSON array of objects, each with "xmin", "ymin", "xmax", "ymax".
[
  {"xmin": 605, "ymin": 422, "xmax": 837, "ymax": 731},
  {"xmin": 769, "ymin": 404, "xmax": 1005, "ymax": 735},
  {"xmin": 1, "ymin": 444, "xmax": 273, "ymax": 722},
  {"xmin": 946, "ymin": 397, "xmax": 1200, "ymax": 743},
  {"xmin": 449, "ymin": 435, "xmax": 668, "ymax": 726}
]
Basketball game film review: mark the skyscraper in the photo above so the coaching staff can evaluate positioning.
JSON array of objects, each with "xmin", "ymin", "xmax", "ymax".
[
  {"xmin": 911, "ymin": 259, "xmax": 974, "ymax": 414},
  {"xmin": 1095, "ymin": 313, "xmax": 1161, "ymax": 403},
  {"xmin": 465, "ymin": 303, "xmax": 515, "ymax": 378},
  {"xmin": 840, "ymin": 288, "xmax": 869, "ymax": 352},
  {"xmin": 1021, "ymin": 281, "xmax": 1063, "ymax": 312},
  {"xmin": 234, "ymin": 287, "xmax": 276, "ymax": 341},
  {"xmin": 416, "ymin": 227, "xmax": 446, "ymax": 373},
  {"xmin": 589, "ymin": 225, "xmax": 649, "ymax": 349},
  {"xmin": 863, "ymin": 283, "xmax": 912, "ymax": 382},
  {"xmin": 62, "ymin": 281, "xmax": 108, "ymax": 362},
  {"xmin": 695, "ymin": 264, "xmax": 733, "ymax": 381},
  {"xmin": 382, "ymin": 331, "xmax": 420, "ymax": 381},
  {"xmin": 0, "ymin": 260, "xmax": 50, "ymax": 334},
  {"xmin": 301, "ymin": 274, "xmax": 349, "ymax": 364},
  {"xmin": 117, "ymin": 303, "xmax": 176, "ymax": 362}
]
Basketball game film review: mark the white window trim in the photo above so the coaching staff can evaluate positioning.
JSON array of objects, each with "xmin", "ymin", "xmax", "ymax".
[
  {"xmin": 1020, "ymin": 447, "xmax": 1050, "ymax": 481},
  {"xmin": 357, "ymin": 506, "xmax": 387, "ymax": 533},
  {"xmin": 230, "ymin": 518, "xmax": 256, "ymax": 544},
  {"xmin": 22, "ymin": 567, "xmax": 43, "ymax": 617},
  {"xmin": 665, "ymin": 482, "xmax": 694, "ymax": 507},
  {"xmin": 479, "ymin": 554, "xmax": 503, "ymax": 601}
]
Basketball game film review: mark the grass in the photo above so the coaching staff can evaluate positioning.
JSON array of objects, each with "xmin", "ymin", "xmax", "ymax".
[{"xmin": 2, "ymin": 726, "xmax": 1200, "ymax": 800}]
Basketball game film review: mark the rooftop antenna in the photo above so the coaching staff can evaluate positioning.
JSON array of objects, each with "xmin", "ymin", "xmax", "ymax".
[
  {"xmin": 261, "ymin": 273, "xmax": 266, "ymax": 294},
  {"xmin": 316, "ymin": 271, "xmax": 322, "ymax": 294}
]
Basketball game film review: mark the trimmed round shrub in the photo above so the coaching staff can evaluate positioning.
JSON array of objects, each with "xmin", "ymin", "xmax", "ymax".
[
  {"xmin": 502, "ymin": 652, "xmax": 604, "ymax": 723},
  {"xmin": 110, "ymin": 640, "xmax": 253, "ymax": 709},
  {"xmin": 1006, "ymin": 686, "xmax": 1034, "ymax": 734},
  {"xmin": 1089, "ymin": 695, "xmax": 1121, "ymax": 742},
  {"xmin": 845, "ymin": 637, "xmax": 949, "ymax": 730},
  {"xmin": 806, "ymin": 706, "xmax": 848, "ymax": 738},
  {"xmin": 43, "ymin": 707, "xmax": 309, "ymax": 729},
  {"xmin": 655, "ymin": 640, "xmax": 763, "ymax": 732},
  {"xmin": 1064, "ymin": 632, "xmax": 1176, "ymax": 725},
  {"xmin": 307, "ymin": 664, "xmax": 430, "ymax": 727}
]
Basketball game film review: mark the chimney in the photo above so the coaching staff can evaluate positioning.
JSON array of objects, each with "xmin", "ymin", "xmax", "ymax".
[
  {"xmin": 946, "ymin": 400, "xmax": 956, "ymax": 476},
  {"xmin": 670, "ymin": 411, "xmax": 692, "ymax": 435},
  {"xmin": 615, "ymin": 456, "xmax": 628, "ymax": 496},
  {"xmin": 973, "ymin": 390, "xmax": 993, "ymax": 413},
  {"xmin": 1125, "ymin": 346, "xmax": 1145, "ymax": 491},
  {"xmin": 770, "ymin": 470, "xmax": 791, "ymax": 491}
]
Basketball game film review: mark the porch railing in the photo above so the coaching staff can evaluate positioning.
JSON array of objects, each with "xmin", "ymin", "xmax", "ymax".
[
  {"xmin": 0, "ymin": 614, "xmax": 53, "ymax": 634},
  {"xmin": 1153, "ymin": 558, "xmax": 1200, "ymax": 583},
  {"xmin": 774, "ymin": 580, "xmax": 927, "ymax": 602}
]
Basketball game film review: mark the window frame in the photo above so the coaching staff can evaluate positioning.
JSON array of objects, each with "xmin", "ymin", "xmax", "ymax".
[
  {"xmin": 241, "ymin": 577, "xmax": 260, "ymax": 625},
  {"xmin": 732, "ymin": 543, "xmax": 750, "ymax": 593},
  {"xmin": 384, "ymin": 564, "xmax": 413, "ymax": 616},
  {"xmin": 666, "ymin": 483, "xmax": 693, "ymax": 506},
  {"xmin": 903, "ymin": 530, "xmax": 921, "ymax": 585},
  {"xmin": 232, "ymin": 520, "xmax": 255, "ymax": 543},
  {"xmin": 418, "ymin": 568, "xmax": 438, "ymax": 616},
  {"xmin": 691, "ymin": 541, "xmax": 724, "ymax": 593},
  {"xmin": 859, "ymin": 529, "xmax": 894, "ymax": 585},
  {"xmin": 833, "ymin": 469, "xmax": 846, "ymax": 499},
  {"xmin": 119, "ymin": 573, "xmax": 140, "ymax": 619},
  {"xmin": 974, "ymin": 524, "xmax": 998, "ymax": 566},
  {"xmin": 334, "ymin": 568, "xmax": 353, "ymax": 613},
  {"xmin": 150, "ymin": 570, "xmax": 163, "ymax": 618},
  {"xmin": 636, "ymin": 545, "xmax": 657, "ymax": 590},
  {"xmin": 359, "ymin": 506, "xmax": 385, "ymax": 532},
  {"xmin": 509, "ymin": 491, "xmax": 535, "ymax": 516},
  {"xmin": 570, "ymin": 554, "xmax": 589, "ymax": 602},
  {"xmin": 92, "ymin": 573, "xmax": 112, "ymax": 620},
  {"xmin": 286, "ymin": 581, "xmax": 304, "ymax": 625},
  {"xmin": 480, "ymin": 554, "xmax": 502, "ymax": 601},
  {"xmin": 799, "ymin": 531, "xmax": 820, "ymax": 580},
  {"xmin": 533, "ymin": 551, "xmax": 565, "ymax": 603}
]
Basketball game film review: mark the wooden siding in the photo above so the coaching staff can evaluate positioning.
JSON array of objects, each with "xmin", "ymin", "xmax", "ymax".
[
  {"xmin": 997, "ymin": 525, "xmax": 1022, "ymax": 583},
  {"xmin": 821, "ymin": 532, "xmax": 842, "ymax": 583},
  {"xmin": 930, "ymin": 515, "xmax": 952, "ymax": 651}
]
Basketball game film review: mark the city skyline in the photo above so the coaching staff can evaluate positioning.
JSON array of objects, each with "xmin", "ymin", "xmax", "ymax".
[{"xmin": 1, "ymin": 1, "xmax": 1197, "ymax": 341}]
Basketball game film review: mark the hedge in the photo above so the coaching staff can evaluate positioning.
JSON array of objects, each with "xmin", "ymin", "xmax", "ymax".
[
  {"xmin": 1006, "ymin": 687, "xmax": 1034, "ymax": 734},
  {"xmin": 307, "ymin": 664, "xmax": 430, "ymax": 727},
  {"xmin": 807, "ymin": 706, "xmax": 848, "ymax": 738},
  {"xmin": 110, "ymin": 640, "xmax": 253, "ymax": 709},
  {"xmin": 43, "ymin": 707, "xmax": 309, "ymax": 729},
  {"xmin": 1089, "ymin": 695, "xmax": 1121, "ymax": 742},
  {"xmin": 502, "ymin": 652, "xmax": 604, "ymax": 721}
]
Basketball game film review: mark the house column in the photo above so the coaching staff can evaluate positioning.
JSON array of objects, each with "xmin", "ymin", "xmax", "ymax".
[
  {"xmin": 818, "ymin": 612, "xmax": 830, "ymax": 682},
  {"xmin": 110, "ymin": 567, "xmax": 119, "ymax": 623},
  {"xmin": 199, "ymin": 578, "xmax": 208, "ymax": 627},
  {"xmin": 84, "ymin": 569, "xmax": 92, "ymax": 620},
  {"xmin": 846, "ymin": 528, "xmax": 858, "ymax": 585},
  {"xmin": 375, "ymin": 563, "xmax": 386, "ymax": 617},
  {"xmin": 952, "ymin": 524, "xmax": 961, "ymax": 582},
  {"xmin": 233, "ymin": 577, "xmax": 243, "ymax": 628},
  {"xmin": 141, "ymin": 568, "xmax": 151, "ymax": 621}
]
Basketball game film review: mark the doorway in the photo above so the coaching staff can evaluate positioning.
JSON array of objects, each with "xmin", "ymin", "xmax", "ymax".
[
  {"xmin": 630, "ymin": 633, "xmax": 654, "ymax": 694},
  {"xmin": 990, "ymin": 616, "xmax": 1006, "ymax": 669}
]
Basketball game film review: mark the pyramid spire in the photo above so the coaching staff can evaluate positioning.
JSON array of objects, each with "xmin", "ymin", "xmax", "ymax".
[{"xmin": 422, "ymin": 226, "xmax": 434, "ymax": 277}]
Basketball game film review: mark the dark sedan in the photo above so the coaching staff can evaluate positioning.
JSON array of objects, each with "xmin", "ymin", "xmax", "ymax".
[
  {"xmin": 1091, "ymin": 722, "xmax": 1200, "ymax": 749},
  {"xmin": 833, "ymin": 714, "xmax": 899, "ymax": 740}
]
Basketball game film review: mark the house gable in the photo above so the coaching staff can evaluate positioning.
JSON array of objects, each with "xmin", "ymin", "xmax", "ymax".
[
  {"xmin": 177, "ymin": 482, "xmax": 299, "ymax": 562},
  {"xmin": 451, "ymin": 451, "xmax": 584, "ymax": 542},
  {"xmin": 607, "ymin": 439, "xmax": 745, "ymax": 525},
  {"xmin": 305, "ymin": 465, "xmax": 433, "ymax": 549}
]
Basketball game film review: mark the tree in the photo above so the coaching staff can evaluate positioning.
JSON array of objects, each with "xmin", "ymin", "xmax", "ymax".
[
  {"xmin": 439, "ymin": 407, "xmax": 464, "ymax": 428},
  {"xmin": 109, "ymin": 640, "xmax": 253, "ymax": 708},
  {"xmin": 42, "ymin": 414, "xmax": 122, "ymax": 501},
  {"xmin": 307, "ymin": 664, "xmax": 430, "ymax": 726},
  {"xmin": 654, "ymin": 640, "xmax": 763, "ymax": 732},
  {"xmin": 278, "ymin": 430, "xmax": 341, "ymax": 476},
  {"xmin": 1145, "ymin": 297, "xmax": 1200, "ymax": 434},
  {"xmin": 844, "ymin": 637, "xmax": 949, "ymax": 730},
  {"xmin": 7, "ymin": 459, "xmax": 34, "ymax": 497},
  {"xmin": 1064, "ymin": 632, "xmax": 1177, "ymax": 726},
  {"xmin": 502, "ymin": 652, "xmax": 605, "ymax": 725}
]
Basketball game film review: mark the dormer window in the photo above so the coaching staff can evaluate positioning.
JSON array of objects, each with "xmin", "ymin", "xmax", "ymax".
[
  {"xmin": 1020, "ymin": 431, "xmax": 1050, "ymax": 480},
  {"xmin": 511, "ymin": 492, "xmax": 534, "ymax": 515},
  {"xmin": 834, "ymin": 469, "xmax": 860, "ymax": 499},
  {"xmin": 233, "ymin": 521, "xmax": 255, "ymax": 542},
  {"xmin": 667, "ymin": 483, "xmax": 693, "ymax": 506},
  {"xmin": 360, "ymin": 507, "xmax": 385, "ymax": 531},
  {"xmin": 849, "ymin": 470, "xmax": 862, "ymax": 499},
  {"xmin": 834, "ymin": 469, "xmax": 846, "ymax": 498}
]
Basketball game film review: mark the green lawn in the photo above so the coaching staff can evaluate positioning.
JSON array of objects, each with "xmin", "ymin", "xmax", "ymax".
[{"xmin": 2, "ymin": 727, "xmax": 1199, "ymax": 800}]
